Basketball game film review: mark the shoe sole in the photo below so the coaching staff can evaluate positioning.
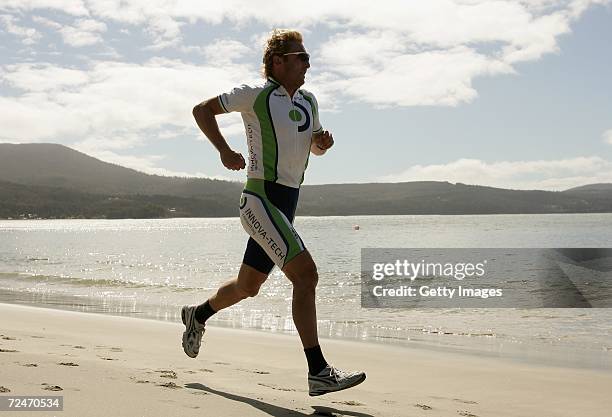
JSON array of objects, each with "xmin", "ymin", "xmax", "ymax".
[
  {"xmin": 308, "ymin": 373, "xmax": 366, "ymax": 397},
  {"xmin": 181, "ymin": 306, "xmax": 198, "ymax": 358}
]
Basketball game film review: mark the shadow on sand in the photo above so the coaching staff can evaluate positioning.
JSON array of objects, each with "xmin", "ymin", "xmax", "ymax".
[{"xmin": 185, "ymin": 382, "xmax": 376, "ymax": 417}]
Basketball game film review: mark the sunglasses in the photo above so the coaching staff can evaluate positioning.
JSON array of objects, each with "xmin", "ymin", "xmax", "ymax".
[{"xmin": 282, "ymin": 51, "xmax": 310, "ymax": 63}]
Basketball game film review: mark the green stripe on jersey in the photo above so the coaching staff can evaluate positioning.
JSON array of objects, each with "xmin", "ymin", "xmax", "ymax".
[{"xmin": 254, "ymin": 85, "xmax": 279, "ymax": 182}]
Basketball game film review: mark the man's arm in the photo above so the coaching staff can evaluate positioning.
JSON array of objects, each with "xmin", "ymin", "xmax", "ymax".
[
  {"xmin": 192, "ymin": 98, "xmax": 245, "ymax": 170},
  {"xmin": 311, "ymin": 130, "xmax": 334, "ymax": 156}
]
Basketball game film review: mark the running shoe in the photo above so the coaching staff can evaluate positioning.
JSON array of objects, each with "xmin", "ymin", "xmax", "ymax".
[
  {"xmin": 308, "ymin": 365, "xmax": 366, "ymax": 396},
  {"xmin": 181, "ymin": 305, "xmax": 206, "ymax": 358}
]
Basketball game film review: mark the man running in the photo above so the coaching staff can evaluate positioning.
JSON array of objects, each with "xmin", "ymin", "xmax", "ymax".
[{"xmin": 182, "ymin": 29, "xmax": 366, "ymax": 396}]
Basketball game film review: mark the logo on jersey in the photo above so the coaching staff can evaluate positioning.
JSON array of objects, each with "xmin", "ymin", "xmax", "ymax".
[{"xmin": 289, "ymin": 102, "xmax": 310, "ymax": 132}]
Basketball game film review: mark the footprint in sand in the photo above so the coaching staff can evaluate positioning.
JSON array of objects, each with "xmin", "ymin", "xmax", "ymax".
[
  {"xmin": 237, "ymin": 368, "xmax": 270, "ymax": 375},
  {"xmin": 42, "ymin": 384, "xmax": 63, "ymax": 391},
  {"xmin": 73, "ymin": 345, "xmax": 86, "ymax": 349},
  {"xmin": 415, "ymin": 403, "xmax": 433, "ymax": 410},
  {"xmin": 31, "ymin": 336, "xmax": 45, "ymax": 339},
  {"xmin": 332, "ymin": 400, "xmax": 364, "ymax": 407},
  {"xmin": 0, "ymin": 386, "xmax": 10, "ymax": 393},
  {"xmin": 58, "ymin": 362, "xmax": 79, "ymax": 367},
  {"xmin": 430, "ymin": 396, "xmax": 479, "ymax": 406},
  {"xmin": 129, "ymin": 377, "xmax": 152, "ymax": 384},
  {"xmin": 156, "ymin": 370, "xmax": 177, "ymax": 379},
  {"xmin": 0, "ymin": 348, "xmax": 18, "ymax": 353},
  {"xmin": 157, "ymin": 382, "xmax": 182, "ymax": 389},
  {"xmin": 97, "ymin": 356, "xmax": 117, "ymax": 361},
  {"xmin": 458, "ymin": 411, "xmax": 478, "ymax": 417},
  {"xmin": 453, "ymin": 399, "xmax": 479, "ymax": 405},
  {"xmin": 213, "ymin": 361, "xmax": 230, "ymax": 365},
  {"xmin": 199, "ymin": 368, "xmax": 214, "ymax": 373},
  {"xmin": 95, "ymin": 345, "xmax": 122, "ymax": 352},
  {"xmin": 22, "ymin": 363, "xmax": 39, "ymax": 367},
  {"xmin": 257, "ymin": 383, "xmax": 295, "ymax": 392},
  {"xmin": 1, "ymin": 336, "xmax": 17, "ymax": 340}
]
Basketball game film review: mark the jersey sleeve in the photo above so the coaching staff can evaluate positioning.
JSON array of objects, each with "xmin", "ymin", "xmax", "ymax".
[
  {"xmin": 312, "ymin": 94, "xmax": 322, "ymax": 134},
  {"xmin": 218, "ymin": 84, "xmax": 258, "ymax": 113},
  {"xmin": 302, "ymin": 90, "xmax": 323, "ymax": 134}
]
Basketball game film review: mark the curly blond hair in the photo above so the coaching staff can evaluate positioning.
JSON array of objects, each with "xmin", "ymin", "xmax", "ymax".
[{"xmin": 262, "ymin": 29, "xmax": 303, "ymax": 78}]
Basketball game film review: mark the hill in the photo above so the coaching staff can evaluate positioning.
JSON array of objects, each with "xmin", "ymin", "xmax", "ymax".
[
  {"xmin": 0, "ymin": 143, "xmax": 242, "ymax": 198},
  {"xmin": 1, "ymin": 143, "xmax": 611, "ymax": 218}
]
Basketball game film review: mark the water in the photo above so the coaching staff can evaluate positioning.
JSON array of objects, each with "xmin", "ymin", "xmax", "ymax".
[{"xmin": 1, "ymin": 214, "xmax": 611, "ymax": 370}]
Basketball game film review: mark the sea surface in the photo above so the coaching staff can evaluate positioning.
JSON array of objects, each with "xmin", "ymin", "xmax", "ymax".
[{"xmin": 1, "ymin": 214, "xmax": 611, "ymax": 370}]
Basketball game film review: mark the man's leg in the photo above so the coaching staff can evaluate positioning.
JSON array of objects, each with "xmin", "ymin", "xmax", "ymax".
[
  {"xmin": 207, "ymin": 263, "xmax": 269, "ymax": 312},
  {"xmin": 282, "ymin": 249, "xmax": 366, "ymax": 396},
  {"xmin": 197, "ymin": 237, "xmax": 274, "ymax": 323},
  {"xmin": 181, "ymin": 263, "xmax": 268, "ymax": 358},
  {"xmin": 281, "ymin": 250, "xmax": 319, "ymax": 349},
  {"xmin": 282, "ymin": 250, "xmax": 328, "ymax": 377}
]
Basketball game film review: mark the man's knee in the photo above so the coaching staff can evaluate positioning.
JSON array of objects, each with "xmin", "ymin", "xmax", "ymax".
[
  {"xmin": 236, "ymin": 264, "xmax": 268, "ymax": 298},
  {"xmin": 286, "ymin": 260, "xmax": 318, "ymax": 291},
  {"xmin": 238, "ymin": 281, "xmax": 262, "ymax": 298}
]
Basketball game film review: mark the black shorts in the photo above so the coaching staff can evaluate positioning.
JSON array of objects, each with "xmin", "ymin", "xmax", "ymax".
[{"xmin": 241, "ymin": 179, "xmax": 303, "ymax": 274}]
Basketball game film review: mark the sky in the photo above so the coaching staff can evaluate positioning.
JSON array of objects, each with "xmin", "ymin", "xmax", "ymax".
[{"xmin": 1, "ymin": 0, "xmax": 611, "ymax": 191}]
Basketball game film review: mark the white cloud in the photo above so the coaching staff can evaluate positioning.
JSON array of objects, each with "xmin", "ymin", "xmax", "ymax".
[
  {"xmin": 4, "ymin": 0, "xmax": 610, "ymax": 107},
  {"xmin": 0, "ymin": 59, "xmax": 258, "ymax": 144},
  {"xmin": 59, "ymin": 18, "xmax": 107, "ymax": 47},
  {"xmin": 0, "ymin": 94, "xmax": 84, "ymax": 140},
  {"xmin": 603, "ymin": 130, "xmax": 612, "ymax": 145},
  {"xmin": 30, "ymin": 15, "xmax": 108, "ymax": 47},
  {"xmin": 31, "ymin": 15, "xmax": 62, "ymax": 30},
  {"xmin": 0, "ymin": 14, "xmax": 41, "ymax": 45},
  {"xmin": 310, "ymin": 0, "xmax": 595, "ymax": 106},
  {"xmin": 318, "ymin": 30, "xmax": 406, "ymax": 77},
  {"xmin": 0, "ymin": 0, "xmax": 90, "ymax": 16},
  {"xmin": 85, "ymin": 0, "xmax": 184, "ymax": 46},
  {"xmin": 379, "ymin": 157, "xmax": 612, "ymax": 190},
  {"xmin": 202, "ymin": 39, "xmax": 253, "ymax": 64},
  {"xmin": 319, "ymin": 44, "xmax": 513, "ymax": 107},
  {"xmin": 1, "ymin": 63, "xmax": 90, "ymax": 91}
]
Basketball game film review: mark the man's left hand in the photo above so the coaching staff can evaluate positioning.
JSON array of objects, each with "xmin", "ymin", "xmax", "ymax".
[{"xmin": 313, "ymin": 130, "xmax": 334, "ymax": 150}]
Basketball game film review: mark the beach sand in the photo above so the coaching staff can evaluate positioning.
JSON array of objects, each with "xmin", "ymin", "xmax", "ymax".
[{"xmin": 0, "ymin": 303, "xmax": 610, "ymax": 417}]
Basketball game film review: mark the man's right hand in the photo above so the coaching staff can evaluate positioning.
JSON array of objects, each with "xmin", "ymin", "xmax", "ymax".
[{"xmin": 220, "ymin": 148, "xmax": 246, "ymax": 171}]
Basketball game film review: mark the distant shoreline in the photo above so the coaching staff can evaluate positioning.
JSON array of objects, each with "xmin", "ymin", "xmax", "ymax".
[
  {"xmin": 2, "ymin": 144, "xmax": 612, "ymax": 218},
  {"xmin": 2, "ymin": 211, "xmax": 612, "ymax": 220}
]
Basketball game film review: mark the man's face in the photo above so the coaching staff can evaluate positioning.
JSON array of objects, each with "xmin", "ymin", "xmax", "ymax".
[{"xmin": 276, "ymin": 41, "xmax": 310, "ymax": 89}]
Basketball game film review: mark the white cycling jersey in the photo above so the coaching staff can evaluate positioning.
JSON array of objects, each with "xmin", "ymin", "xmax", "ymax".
[{"xmin": 218, "ymin": 76, "xmax": 322, "ymax": 188}]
